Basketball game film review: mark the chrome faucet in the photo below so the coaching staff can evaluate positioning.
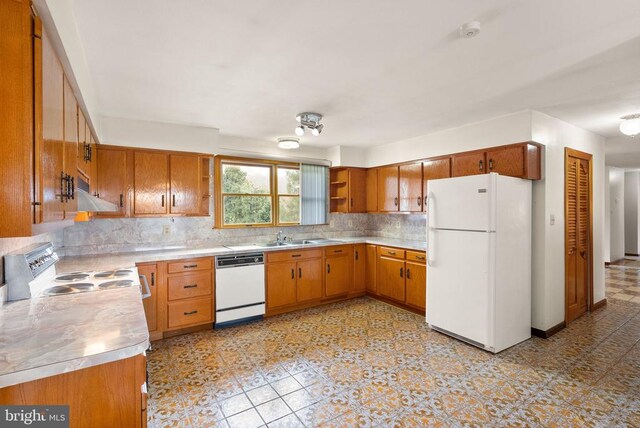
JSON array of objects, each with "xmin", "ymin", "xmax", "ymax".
[{"xmin": 276, "ymin": 230, "xmax": 284, "ymax": 243}]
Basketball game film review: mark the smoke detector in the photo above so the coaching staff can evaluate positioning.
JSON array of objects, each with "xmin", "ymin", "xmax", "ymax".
[{"xmin": 460, "ymin": 21, "xmax": 481, "ymax": 38}]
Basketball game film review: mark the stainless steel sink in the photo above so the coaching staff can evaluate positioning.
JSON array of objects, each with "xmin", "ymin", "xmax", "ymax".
[
  {"xmin": 289, "ymin": 238, "xmax": 341, "ymax": 245},
  {"xmin": 258, "ymin": 242, "xmax": 291, "ymax": 247}
]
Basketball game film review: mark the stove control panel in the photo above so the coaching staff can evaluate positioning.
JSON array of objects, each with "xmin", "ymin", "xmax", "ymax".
[{"xmin": 26, "ymin": 246, "xmax": 59, "ymax": 277}]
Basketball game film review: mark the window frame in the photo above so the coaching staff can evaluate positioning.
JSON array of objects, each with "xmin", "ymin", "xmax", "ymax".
[{"xmin": 214, "ymin": 156, "xmax": 300, "ymax": 228}]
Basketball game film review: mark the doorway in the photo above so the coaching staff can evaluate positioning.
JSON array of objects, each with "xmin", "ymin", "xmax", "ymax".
[{"xmin": 565, "ymin": 148, "xmax": 594, "ymax": 324}]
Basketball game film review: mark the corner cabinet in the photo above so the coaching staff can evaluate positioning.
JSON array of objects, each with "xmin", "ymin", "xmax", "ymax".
[
  {"xmin": 330, "ymin": 167, "xmax": 367, "ymax": 213},
  {"xmin": 324, "ymin": 245, "xmax": 352, "ymax": 297},
  {"xmin": 136, "ymin": 263, "xmax": 160, "ymax": 340},
  {"xmin": 375, "ymin": 245, "xmax": 427, "ymax": 313}
]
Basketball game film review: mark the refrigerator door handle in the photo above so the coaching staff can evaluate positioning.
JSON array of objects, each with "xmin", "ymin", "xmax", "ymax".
[{"xmin": 426, "ymin": 191, "xmax": 434, "ymax": 267}]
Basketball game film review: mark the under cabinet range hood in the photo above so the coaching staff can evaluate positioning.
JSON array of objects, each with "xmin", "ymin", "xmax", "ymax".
[{"xmin": 77, "ymin": 177, "xmax": 118, "ymax": 212}]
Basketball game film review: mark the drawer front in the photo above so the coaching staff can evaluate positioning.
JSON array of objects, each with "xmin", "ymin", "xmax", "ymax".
[
  {"xmin": 167, "ymin": 257, "xmax": 213, "ymax": 274},
  {"xmin": 267, "ymin": 248, "xmax": 322, "ymax": 263},
  {"xmin": 167, "ymin": 297, "xmax": 213, "ymax": 329},
  {"xmin": 168, "ymin": 271, "xmax": 212, "ymax": 301},
  {"xmin": 406, "ymin": 250, "xmax": 427, "ymax": 263},
  {"xmin": 324, "ymin": 245, "xmax": 352, "ymax": 257},
  {"xmin": 377, "ymin": 246, "xmax": 405, "ymax": 259}
]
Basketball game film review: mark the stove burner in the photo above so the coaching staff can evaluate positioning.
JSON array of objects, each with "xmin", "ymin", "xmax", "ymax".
[
  {"xmin": 70, "ymin": 283, "xmax": 96, "ymax": 292},
  {"xmin": 56, "ymin": 273, "xmax": 90, "ymax": 282},
  {"xmin": 94, "ymin": 270, "xmax": 133, "ymax": 279},
  {"xmin": 44, "ymin": 285, "xmax": 74, "ymax": 296},
  {"xmin": 99, "ymin": 279, "xmax": 134, "ymax": 289}
]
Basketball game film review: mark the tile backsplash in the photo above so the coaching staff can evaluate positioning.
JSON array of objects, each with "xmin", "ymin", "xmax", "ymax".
[{"xmin": 61, "ymin": 213, "xmax": 426, "ymax": 256}]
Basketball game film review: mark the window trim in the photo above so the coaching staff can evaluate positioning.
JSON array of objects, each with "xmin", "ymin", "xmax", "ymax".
[{"xmin": 214, "ymin": 156, "xmax": 300, "ymax": 228}]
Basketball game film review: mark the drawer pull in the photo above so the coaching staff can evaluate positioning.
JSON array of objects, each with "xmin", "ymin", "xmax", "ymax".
[
  {"xmin": 415, "ymin": 255, "xmax": 426, "ymax": 260},
  {"xmin": 183, "ymin": 284, "xmax": 198, "ymax": 289},
  {"xmin": 333, "ymin": 249, "xmax": 342, "ymax": 253},
  {"xmin": 184, "ymin": 310, "xmax": 198, "ymax": 316},
  {"xmin": 292, "ymin": 254, "xmax": 301, "ymax": 258},
  {"xmin": 387, "ymin": 251, "xmax": 396, "ymax": 255},
  {"xmin": 183, "ymin": 264, "xmax": 198, "ymax": 268}
]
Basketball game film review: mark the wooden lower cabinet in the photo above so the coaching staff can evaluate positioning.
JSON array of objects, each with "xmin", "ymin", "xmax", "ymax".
[
  {"xmin": 352, "ymin": 244, "xmax": 366, "ymax": 293},
  {"xmin": 377, "ymin": 255, "xmax": 406, "ymax": 302},
  {"xmin": 0, "ymin": 354, "xmax": 147, "ymax": 428},
  {"xmin": 325, "ymin": 246, "xmax": 352, "ymax": 297},
  {"xmin": 405, "ymin": 260, "xmax": 426, "ymax": 311},
  {"xmin": 374, "ymin": 246, "xmax": 427, "ymax": 314},
  {"xmin": 365, "ymin": 244, "xmax": 378, "ymax": 294},
  {"xmin": 136, "ymin": 263, "xmax": 158, "ymax": 338},
  {"xmin": 266, "ymin": 249, "xmax": 323, "ymax": 313}
]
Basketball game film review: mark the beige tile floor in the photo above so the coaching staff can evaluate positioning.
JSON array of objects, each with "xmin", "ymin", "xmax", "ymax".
[{"xmin": 147, "ymin": 268, "xmax": 640, "ymax": 427}]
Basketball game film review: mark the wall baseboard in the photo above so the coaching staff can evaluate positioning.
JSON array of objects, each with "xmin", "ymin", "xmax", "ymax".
[
  {"xmin": 625, "ymin": 253, "xmax": 639, "ymax": 257},
  {"xmin": 592, "ymin": 298, "xmax": 607, "ymax": 311},
  {"xmin": 531, "ymin": 321, "xmax": 566, "ymax": 339}
]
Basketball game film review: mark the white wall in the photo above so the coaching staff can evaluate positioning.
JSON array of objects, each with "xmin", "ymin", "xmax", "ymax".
[
  {"xmin": 608, "ymin": 167, "xmax": 625, "ymax": 262},
  {"xmin": 327, "ymin": 146, "xmax": 367, "ymax": 167},
  {"xmin": 531, "ymin": 111, "xmax": 605, "ymax": 330},
  {"xmin": 101, "ymin": 116, "xmax": 219, "ymax": 154},
  {"xmin": 624, "ymin": 171, "xmax": 640, "ymax": 255},
  {"xmin": 366, "ymin": 111, "xmax": 533, "ymax": 167}
]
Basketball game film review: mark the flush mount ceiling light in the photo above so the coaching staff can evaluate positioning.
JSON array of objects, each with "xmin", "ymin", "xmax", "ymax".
[
  {"xmin": 277, "ymin": 137, "xmax": 300, "ymax": 150},
  {"xmin": 460, "ymin": 21, "xmax": 481, "ymax": 38},
  {"xmin": 620, "ymin": 114, "xmax": 640, "ymax": 137},
  {"xmin": 295, "ymin": 112, "xmax": 324, "ymax": 136}
]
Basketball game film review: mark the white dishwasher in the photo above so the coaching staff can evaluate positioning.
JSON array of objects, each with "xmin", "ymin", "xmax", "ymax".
[{"xmin": 215, "ymin": 252, "xmax": 265, "ymax": 328}]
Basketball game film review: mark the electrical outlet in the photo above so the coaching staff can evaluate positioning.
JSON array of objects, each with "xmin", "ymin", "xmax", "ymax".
[
  {"xmin": 163, "ymin": 224, "xmax": 171, "ymax": 235},
  {"xmin": 550, "ymin": 214, "xmax": 555, "ymax": 226}
]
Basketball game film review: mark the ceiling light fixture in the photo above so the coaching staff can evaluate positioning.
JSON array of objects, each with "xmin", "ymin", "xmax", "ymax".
[
  {"xmin": 295, "ymin": 112, "xmax": 324, "ymax": 136},
  {"xmin": 620, "ymin": 114, "xmax": 640, "ymax": 137},
  {"xmin": 277, "ymin": 137, "xmax": 300, "ymax": 150},
  {"xmin": 459, "ymin": 21, "xmax": 481, "ymax": 38}
]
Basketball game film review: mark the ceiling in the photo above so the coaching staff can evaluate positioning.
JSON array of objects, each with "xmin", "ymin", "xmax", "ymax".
[{"xmin": 71, "ymin": 0, "xmax": 640, "ymax": 148}]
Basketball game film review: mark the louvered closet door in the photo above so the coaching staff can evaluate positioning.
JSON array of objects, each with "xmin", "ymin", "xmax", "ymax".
[{"xmin": 566, "ymin": 153, "xmax": 590, "ymax": 323}]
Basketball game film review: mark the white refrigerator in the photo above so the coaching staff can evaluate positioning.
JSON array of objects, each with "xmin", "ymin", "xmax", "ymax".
[{"xmin": 426, "ymin": 172, "xmax": 532, "ymax": 353}]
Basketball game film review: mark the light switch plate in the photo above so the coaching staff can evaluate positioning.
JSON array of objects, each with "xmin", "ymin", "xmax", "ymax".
[{"xmin": 550, "ymin": 214, "xmax": 555, "ymax": 226}]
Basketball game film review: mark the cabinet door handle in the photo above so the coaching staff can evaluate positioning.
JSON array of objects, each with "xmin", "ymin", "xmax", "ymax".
[
  {"xmin": 172, "ymin": 194, "xmax": 176, "ymax": 207},
  {"xmin": 327, "ymin": 264, "xmax": 331, "ymax": 274},
  {"xmin": 69, "ymin": 176, "xmax": 75, "ymax": 200},
  {"xmin": 489, "ymin": 159, "xmax": 493, "ymax": 170},
  {"xmin": 150, "ymin": 272, "xmax": 155, "ymax": 286},
  {"xmin": 119, "ymin": 194, "xmax": 124, "ymax": 208},
  {"xmin": 350, "ymin": 197, "xmax": 353, "ymax": 207},
  {"xmin": 161, "ymin": 195, "xmax": 165, "ymax": 207},
  {"xmin": 299, "ymin": 267, "xmax": 302, "ymax": 278},
  {"xmin": 183, "ymin": 264, "xmax": 198, "ymax": 269},
  {"xmin": 406, "ymin": 268, "xmax": 411, "ymax": 279},
  {"xmin": 355, "ymin": 250, "xmax": 359, "ymax": 261},
  {"xmin": 183, "ymin": 284, "xmax": 198, "ymax": 289},
  {"xmin": 479, "ymin": 160, "xmax": 484, "ymax": 172},
  {"xmin": 183, "ymin": 310, "xmax": 198, "ymax": 316},
  {"xmin": 59, "ymin": 171, "xmax": 66, "ymax": 202},
  {"xmin": 394, "ymin": 197, "xmax": 398, "ymax": 206},
  {"xmin": 417, "ymin": 196, "xmax": 422, "ymax": 206},
  {"xmin": 400, "ymin": 267, "xmax": 403, "ymax": 278},
  {"xmin": 291, "ymin": 268, "xmax": 294, "ymax": 279}
]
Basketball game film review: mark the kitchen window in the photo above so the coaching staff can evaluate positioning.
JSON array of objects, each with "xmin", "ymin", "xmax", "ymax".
[{"xmin": 215, "ymin": 157, "xmax": 301, "ymax": 228}]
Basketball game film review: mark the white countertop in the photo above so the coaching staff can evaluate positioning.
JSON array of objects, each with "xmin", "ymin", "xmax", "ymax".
[
  {"xmin": 56, "ymin": 236, "xmax": 426, "ymax": 272},
  {"xmin": 0, "ymin": 286, "xmax": 149, "ymax": 388}
]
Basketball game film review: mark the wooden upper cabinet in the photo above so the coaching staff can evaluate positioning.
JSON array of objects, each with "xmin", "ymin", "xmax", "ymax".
[
  {"xmin": 423, "ymin": 157, "xmax": 451, "ymax": 212},
  {"xmin": 348, "ymin": 169, "xmax": 367, "ymax": 213},
  {"xmin": 329, "ymin": 167, "xmax": 366, "ymax": 213},
  {"xmin": 352, "ymin": 243, "xmax": 366, "ymax": 293},
  {"xmin": 40, "ymin": 26, "xmax": 65, "ymax": 224},
  {"xmin": 95, "ymin": 146, "xmax": 128, "ymax": 217},
  {"xmin": 134, "ymin": 151, "xmax": 168, "ymax": 215},
  {"xmin": 378, "ymin": 165, "xmax": 399, "ymax": 212},
  {"xmin": 169, "ymin": 154, "xmax": 200, "ymax": 215},
  {"xmin": 296, "ymin": 258, "xmax": 323, "ymax": 303},
  {"xmin": 451, "ymin": 151, "xmax": 486, "ymax": 177},
  {"xmin": 62, "ymin": 77, "xmax": 78, "ymax": 216},
  {"xmin": 486, "ymin": 143, "xmax": 541, "ymax": 180},
  {"xmin": 77, "ymin": 109, "xmax": 86, "ymax": 173},
  {"xmin": 399, "ymin": 163, "xmax": 423, "ymax": 212},
  {"xmin": 366, "ymin": 168, "xmax": 378, "ymax": 212}
]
